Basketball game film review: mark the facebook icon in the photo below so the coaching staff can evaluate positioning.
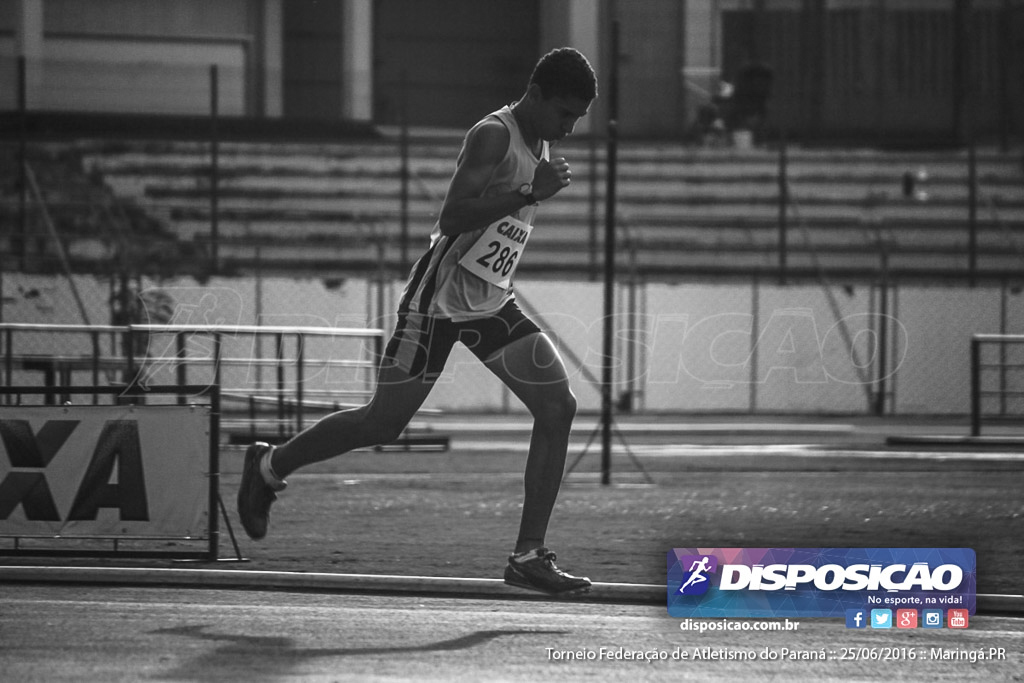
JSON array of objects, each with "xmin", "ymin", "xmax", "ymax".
[{"xmin": 845, "ymin": 609, "xmax": 867, "ymax": 629}]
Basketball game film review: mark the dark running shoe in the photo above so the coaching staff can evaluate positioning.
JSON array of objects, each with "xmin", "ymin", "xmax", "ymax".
[
  {"xmin": 503, "ymin": 547, "xmax": 592, "ymax": 595},
  {"xmin": 237, "ymin": 442, "xmax": 285, "ymax": 540}
]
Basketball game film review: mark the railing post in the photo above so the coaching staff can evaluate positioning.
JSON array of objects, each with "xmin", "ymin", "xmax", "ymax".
[
  {"xmin": 213, "ymin": 331, "xmax": 223, "ymax": 397},
  {"xmin": 750, "ymin": 275, "xmax": 760, "ymax": 412},
  {"xmin": 599, "ymin": 18, "xmax": 621, "ymax": 487},
  {"xmin": 295, "ymin": 332, "xmax": 304, "ymax": 432},
  {"xmin": 778, "ymin": 131, "xmax": 788, "ymax": 285},
  {"xmin": 589, "ymin": 135, "xmax": 599, "ymax": 281},
  {"xmin": 967, "ymin": 139, "xmax": 977, "ymax": 287},
  {"xmin": 207, "ymin": 384, "xmax": 221, "ymax": 561},
  {"xmin": 276, "ymin": 332, "xmax": 285, "ymax": 440},
  {"xmin": 17, "ymin": 55, "xmax": 27, "ymax": 271},
  {"xmin": 124, "ymin": 327, "xmax": 136, "ymax": 388},
  {"xmin": 176, "ymin": 332, "xmax": 187, "ymax": 405},
  {"xmin": 4, "ymin": 328, "xmax": 13, "ymax": 405},
  {"xmin": 209, "ymin": 64, "xmax": 220, "ymax": 275},
  {"xmin": 1000, "ymin": 281, "xmax": 1009, "ymax": 417},
  {"xmin": 874, "ymin": 267, "xmax": 889, "ymax": 416},
  {"xmin": 970, "ymin": 336, "xmax": 981, "ymax": 436},
  {"xmin": 91, "ymin": 330, "xmax": 100, "ymax": 404},
  {"xmin": 399, "ymin": 70, "xmax": 410, "ymax": 273},
  {"xmin": 998, "ymin": 0, "xmax": 1012, "ymax": 152}
]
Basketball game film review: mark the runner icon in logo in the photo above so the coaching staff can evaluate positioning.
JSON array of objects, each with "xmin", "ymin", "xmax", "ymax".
[{"xmin": 678, "ymin": 555, "xmax": 717, "ymax": 595}]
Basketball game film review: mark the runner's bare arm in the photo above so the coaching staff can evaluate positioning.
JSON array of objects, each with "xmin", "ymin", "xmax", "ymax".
[{"xmin": 438, "ymin": 120, "xmax": 570, "ymax": 237}]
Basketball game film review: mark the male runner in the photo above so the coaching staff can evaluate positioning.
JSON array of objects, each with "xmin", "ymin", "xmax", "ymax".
[{"xmin": 238, "ymin": 47, "xmax": 598, "ymax": 595}]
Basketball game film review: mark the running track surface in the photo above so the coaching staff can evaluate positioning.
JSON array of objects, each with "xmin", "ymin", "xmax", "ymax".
[{"xmin": 1, "ymin": 584, "xmax": 1021, "ymax": 681}]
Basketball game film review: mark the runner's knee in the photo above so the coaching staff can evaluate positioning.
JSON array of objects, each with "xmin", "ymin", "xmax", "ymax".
[
  {"xmin": 382, "ymin": 418, "xmax": 411, "ymax": 444},
  {"xmin": 362, "ymin": 405, "xmax": 411, "ymax": 445},
  {"xmin": 534, "ymin": 387, "xmax": 577, "ymax": 427}
]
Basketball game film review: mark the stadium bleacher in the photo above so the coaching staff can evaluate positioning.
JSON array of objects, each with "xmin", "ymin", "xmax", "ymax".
[{"xmin": 74, "ymin": 136, "xmax": 1024, "ymax": 281}]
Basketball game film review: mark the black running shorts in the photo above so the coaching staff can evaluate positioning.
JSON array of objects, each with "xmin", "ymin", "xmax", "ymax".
[{"xmin": 384, "ymin": 300, "xmax": 541, "ymax": 380}]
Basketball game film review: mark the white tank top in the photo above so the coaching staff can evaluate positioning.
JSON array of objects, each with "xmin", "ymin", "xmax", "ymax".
[{"xmin": 397, "ymin": 106, "xmax": 549, "ymax": 321}]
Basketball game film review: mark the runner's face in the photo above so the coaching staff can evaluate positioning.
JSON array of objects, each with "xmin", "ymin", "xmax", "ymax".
[{"xmin": 536, "ymin": 95, "xmax": 591, "ymax": 142}]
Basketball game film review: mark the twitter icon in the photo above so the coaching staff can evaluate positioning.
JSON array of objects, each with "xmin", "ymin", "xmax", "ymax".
[{"xmin": 870, "ymin": 609, "xmax": 893, "ymax": 629}]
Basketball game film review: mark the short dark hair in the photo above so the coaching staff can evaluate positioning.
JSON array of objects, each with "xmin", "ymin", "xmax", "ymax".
[{"xmin": 529, "ymin": 47, "xmax": 597, "ymax": 102}]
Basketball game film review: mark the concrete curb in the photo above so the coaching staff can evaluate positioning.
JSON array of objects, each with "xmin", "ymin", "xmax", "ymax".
[
  {"xmin": 1, "ymin": 566, "xmax": 1022, "ymax": 616},
  {"xmin": 887, "ymin": 434, "xmax": 1024, "ymax": 448},
  {"xmin": 440, "ymin": 421, "xmax": 859, "ymax": 437},
  {"xmin": 0, "ymin": 566, "xmax": 660, "ymax": 605}
]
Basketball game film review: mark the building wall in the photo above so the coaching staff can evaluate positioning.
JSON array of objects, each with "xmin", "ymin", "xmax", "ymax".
[
  {"xmin": 0, "ymin": 0, "xmax": 279, "ymax": 116},
  {"xmin": 718, "ymin": 0, "xmax": 1024, "ymax": 142},
  {"xmin": 1, "ymin": 0, "xmax": 1019, "ymax": 141},
  {"xmin": 371, "ymin": 0, "xmax": 541, "ymax": 129},
  {"xmin": 282, "ymin": 0, "xmax": 343, "ymax": 120},
  {"xmin": 615, "ymin": 0, "xmax": 688, "ymax": 137}
]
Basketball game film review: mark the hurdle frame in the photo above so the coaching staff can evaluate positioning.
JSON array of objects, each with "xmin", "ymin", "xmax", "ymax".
[{"xmin": 0, "ymin": 383, "xmax": 226, "ymax": 562}]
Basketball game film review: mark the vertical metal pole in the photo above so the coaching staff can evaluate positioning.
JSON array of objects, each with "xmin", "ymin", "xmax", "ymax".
[
  {"xmin": 999, "ymin": 281, "xmax": 1008, "ymax": 417},
  {"xmin": 375, "ymin": 241, "xmax": 386, "ymax": 366},
  {"xmin": 952, "ymin": 0, "xmax": 966, "ymax": 142},
  {"xmin": 399, "ymin": 71, "xmax": 410, "ymax": 273},
  {"xmin": 17, "ymin": 56, "xmax": 27, "ymax": 271},
  {"xmin": 249, "ymin": 394, "xmax": 257, "ymax": 442},
  {"xmin": 295, "ymin": 333, "xmax": 304, "ymax": 432},
  {"xmin": 210, "ymin": 65, "xmax": 220, "ymax": 275},
  {"xmin": 967, "ymin": 139, "xmax": 977, "ymax": 287},
  {"xmin": 875, "ymin": 254, "xmax": 889, "ymax": 416},
  {"xmin": 889, "ymin": 284, "xmax": 900, "ymax": 412},
  {"xmin": 778, "ymin": 133, "xmax": 788, "ymax": 284},
  {"xmin": 626, "ymin": 273, "xmax": 637, "ymax": 412},
  {"xmin": 589, "ymin": 136, "xmax": 599, "ymax": 281},
  {"xmin": 874, "ymin": 0, "xmax": 888, "ymax": 138},
  {"xmin": 124, "ymin": 327, "xmax": 137, "ymax": 390},
  {"xmin": 4, "ymin": 328, "xmax": 13, "ymax": 405},
  {"xmin": 213, "ymin": 332, "xmax": 223, "ymax": 399},
  {"xmin": 601, "ymin": 19, "xmax": 621, "ymax": 486},
  {"xmin": 676, "ymin": 2, "xmax": 687, "ymax": 139},
  {"xmin": 970, "ymin": 337, "xmax": 981, "ymax": 436},
  {"xmin": 998, "ymin": 0, "xmax": 1011, "ymax": 152},
  {"xmin": 207, "ymin": 384, "xmax": 221, "ymax": 560},
  {"xmin": 750, "ymin": 276, "xmax": 759, "ymax": 412},
  {"xmin": 638, "ymin": 279, "xmax": 648, "ymax": 412},
  {"xmin": 176, "ymin": 332, "xmax": 187, "ymax": 405},
  {"xmin": 254, "ymin": 243, "xmax": 263, "ymax": 390},
  {"xmin": 91, "ymin": 330, "xmax": 100, "ymax": 405},
  {"xmin": 276, "ymin": 332, "xmax": 285, "ymax": 440}
]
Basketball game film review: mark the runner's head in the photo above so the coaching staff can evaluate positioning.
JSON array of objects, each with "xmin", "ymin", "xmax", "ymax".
[
  {"xmin": 521, "ymin": 48, "xmax": 597, "ymax": 142},
  {"xmin": 529, "ymin": 48, "xmax": 598, "ymax": 103}
]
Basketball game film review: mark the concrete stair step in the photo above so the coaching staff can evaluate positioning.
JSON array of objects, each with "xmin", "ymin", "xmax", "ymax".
[{"xmin": 72, "ymin": 138, "xmax": 1024, "ymax": 279}]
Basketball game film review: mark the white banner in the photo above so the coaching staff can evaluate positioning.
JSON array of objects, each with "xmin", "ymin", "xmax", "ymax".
[{"xmin": 0, "ymin": 405, "xmax": 210, "ymax": 538}]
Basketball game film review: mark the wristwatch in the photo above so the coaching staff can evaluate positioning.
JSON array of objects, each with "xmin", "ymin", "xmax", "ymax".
[{"xmin": 518, "ymin": 183, "xmax": 537, "ymax": 205}]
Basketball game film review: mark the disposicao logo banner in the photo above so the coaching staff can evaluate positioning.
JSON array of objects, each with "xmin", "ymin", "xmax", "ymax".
[{"xmin": 667, "ymin": 548, "xmax": 976, "ymax": 618}]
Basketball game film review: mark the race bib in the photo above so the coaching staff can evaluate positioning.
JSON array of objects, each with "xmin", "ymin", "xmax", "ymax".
[{"xmin": 458, "ymin": 215, "xmax": 534, "ymax": 288}]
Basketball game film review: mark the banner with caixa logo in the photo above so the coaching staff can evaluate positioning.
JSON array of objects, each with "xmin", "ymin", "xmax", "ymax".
[{"xmin": 667, "ymin": 548, "xmax": 976, "ymax": 618}]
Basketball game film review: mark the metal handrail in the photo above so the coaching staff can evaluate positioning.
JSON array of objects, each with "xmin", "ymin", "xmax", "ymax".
[
  {"xmin": 1, "ymin": 322, "xmax": 385, "ymax": 434},
  {"xmin": 970, "ymin": 333, "xmax": 1024, "ymax": 436},
  {"xmin": 129, "ymin": 323, "xmax": 383, "ymax": 336}
]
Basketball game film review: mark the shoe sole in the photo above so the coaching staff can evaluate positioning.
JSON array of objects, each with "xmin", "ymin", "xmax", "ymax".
[
  {"xmin": 503, "ymin": 569, "xmax": 592, "ymax": 597},
  {"xmin": 237, "ymin": 446, "xmax": 268, "ymax": 540}
]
